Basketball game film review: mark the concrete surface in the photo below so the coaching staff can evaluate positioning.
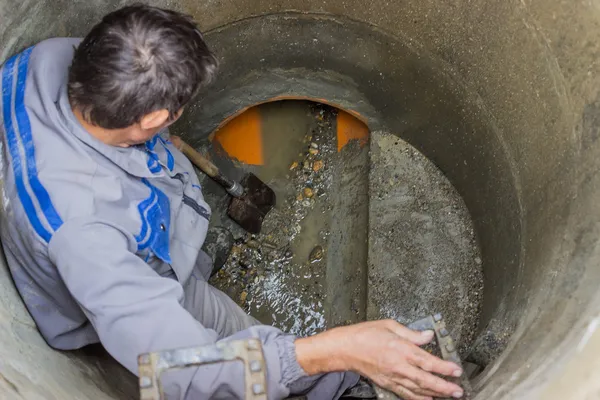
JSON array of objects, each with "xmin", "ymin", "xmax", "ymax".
[
  {"xmin": 1, "ymin": 0, "xmax": 600, "ymax": 399},
  {"xmin": 368, "ymin": 131, "xmax": 483, "ymax": 358}
]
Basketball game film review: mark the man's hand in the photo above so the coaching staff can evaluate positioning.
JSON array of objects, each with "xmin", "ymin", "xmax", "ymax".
[{"xmin": 295, "ymin": 320, "xmax": 464, "ymax": 400}]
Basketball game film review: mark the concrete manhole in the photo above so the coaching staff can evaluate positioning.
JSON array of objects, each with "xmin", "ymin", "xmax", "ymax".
[{"xmin": 1, "ymin": 3, "xmax": 600, "ymax": 400}]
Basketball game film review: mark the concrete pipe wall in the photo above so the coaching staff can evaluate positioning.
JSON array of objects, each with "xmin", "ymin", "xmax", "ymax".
[{"xmin": 1, "ymin": 0, "xmax": 600, "ymax": 399}]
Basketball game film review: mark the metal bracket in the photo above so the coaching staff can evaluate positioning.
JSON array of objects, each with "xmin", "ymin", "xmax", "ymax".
[
  {"xmin": 138, "ymin": 339, "xmax": 268, "ymax": 400},
  {"xmin": 375, "ymin": 314, "xmax": 472, "ymax": 400}
]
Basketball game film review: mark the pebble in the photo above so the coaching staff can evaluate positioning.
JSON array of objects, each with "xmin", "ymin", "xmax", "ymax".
[
  {"xmin": 313, "ymin": 160, "xmax": 324, "ymax": 172},
  {"xmin": 262, "ymin": 241, "xmax": 277, "ymax": 250},
  {"xmin": 239, "ymin": 256, "xmax": 251, "ymax": 269},
  {"xmin": 309, "ymin": 245, "xmax": 324, "ymax": 263},
  {"xmin": 303, "ymin": 187, "xmax": 314, "ymax": 198},
  {"xmin": 240, "ymin": 291, "xmax": 248, "ymax": 302},
  {"xmin": 475, "ymin": 257, "xmax": 482, "ymax": 265},
  {"xmin": 310, "ymin": 142, "xmax": 319, "ymax": 149},
  {"xmin": 289, "ymin": 161, "xmax": 299, "ymax": 170},
  {"xmin": 246, "ymin": 240, "xmax": 260, "ymax": 249},
  {"xmin": 296, "ymin": 193, "xmax": 304, "ymax": 201},
  {"xmin": 309, "ymin": 148, "xmax": 319, "ymax": 156},
  {"xmin": 303, "ymin": 161, "xmax": 312, "ymax": 170}
]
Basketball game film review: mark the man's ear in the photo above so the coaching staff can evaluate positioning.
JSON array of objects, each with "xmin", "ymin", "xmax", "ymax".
[{"xmin": 140, "ymin": 109, "xmax": 170, "ymax": 130}]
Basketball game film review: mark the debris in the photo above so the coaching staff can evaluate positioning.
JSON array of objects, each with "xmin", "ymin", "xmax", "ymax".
[
  {"xmin": 209, "ymin": 102, "xmax": 338, "ymax": 338},
  {"xmin": 246, "ymin": 240, "xmax": 260, "ymax": 249},
  {"xmin": 309, "ymin": 245, "xmax": 324, "ymax": 263},
  {"xmin": 231, "ymin": 245, "xmax": 242, "ymax": 257},
  {"xmin": 262, "ymin": 241, "xmax": 277, "ymax": 250},
  {"xmin": 239, "ymin": 255, "xmax": 251, "ymax": 269},
  {"xmin": 313, "ymin": 160, "xmax": 324, "ymax": 172}
]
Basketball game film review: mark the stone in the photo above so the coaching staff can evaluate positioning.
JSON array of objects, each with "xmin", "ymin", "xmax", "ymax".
[{"xmin": 313, "ymin": 160, "xmax": 324, "ymax": 172}]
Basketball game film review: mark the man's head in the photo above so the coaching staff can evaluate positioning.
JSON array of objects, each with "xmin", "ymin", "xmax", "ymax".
[{"xmin": 68, "ymin": 4, "xmax": 218, "ymax": 146}]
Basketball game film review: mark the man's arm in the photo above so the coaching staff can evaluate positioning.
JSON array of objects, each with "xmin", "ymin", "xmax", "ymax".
[
  {"xmin": 49, "ymin": 216, "xmax": 463, "ymax": 400},
  {"xmin": 295, "ymin": 321, "xmax": 465, "ymax": 400},
  {"xmin": 48, "ymin": 217, "xmax": 348, "ymax": 399}
]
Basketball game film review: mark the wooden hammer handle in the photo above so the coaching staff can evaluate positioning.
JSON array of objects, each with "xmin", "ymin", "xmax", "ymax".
[
  {"xmin": 170, "ymin": 136, "xmax": 243, "ymax": 197},
  {"xmin": 170, "ymin": 136, "xmax": 220, "ymax": 178}
]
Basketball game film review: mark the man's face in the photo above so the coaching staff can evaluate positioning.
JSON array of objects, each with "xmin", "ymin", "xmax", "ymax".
[{"xmin": 119, "ymin": 109, "xmax": 184, "ymax": 147}]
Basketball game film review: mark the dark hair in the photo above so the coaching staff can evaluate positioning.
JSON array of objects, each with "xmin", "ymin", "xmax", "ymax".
[{"xmin": 68, "ymin": 4, "xmax": 218, "ymax": 129}]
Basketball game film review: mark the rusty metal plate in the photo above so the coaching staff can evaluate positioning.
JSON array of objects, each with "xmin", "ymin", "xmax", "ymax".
[{"xmin": 138, "ymin": 339, "xmax": 268, "ymax": 400}]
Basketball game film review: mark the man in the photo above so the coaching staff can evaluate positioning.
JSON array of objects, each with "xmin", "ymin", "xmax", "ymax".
[{"xmin": 0, "ymin": 5, "xmax": 465, "ymax": 400}]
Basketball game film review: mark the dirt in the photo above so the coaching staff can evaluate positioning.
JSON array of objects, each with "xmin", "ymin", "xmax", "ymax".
[{"xmin": 367, "ymin": 131, "xmax": 484, "ymax": 357}]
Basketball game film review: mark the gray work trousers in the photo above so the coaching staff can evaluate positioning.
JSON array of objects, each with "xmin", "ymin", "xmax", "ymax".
[{"xmin": 183, "ymin": 250, "xmax": 260, "ymax": 337}]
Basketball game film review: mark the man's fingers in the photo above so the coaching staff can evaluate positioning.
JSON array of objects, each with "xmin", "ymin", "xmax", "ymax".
[
  {"xmin": 390, "ymin": 384, "xmax": 433, "ymax": 400},
  {"xmin": 385, "ymin": 320, "xmax": 434, "ymax": 346},
  {"xmin": 395, "ymin": 379, "xmax": 442, "ymax": 398},
  {"xmin": 402, "ymin": 365, "xmax": 464, "ymax": 398},
  {"xmin": 410, "ymin": 347, "xmax": 463, "ymax": 377}
]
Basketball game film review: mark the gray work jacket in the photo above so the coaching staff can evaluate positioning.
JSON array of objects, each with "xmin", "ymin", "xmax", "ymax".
[{"xmin": 0, "ymin": 38, "xmax": 356, "ymax": 399}]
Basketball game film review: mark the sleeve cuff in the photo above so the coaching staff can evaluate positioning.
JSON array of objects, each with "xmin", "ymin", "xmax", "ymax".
[{"xmin": 278, "ymin": 334, "xmax": 308, "ymax": 387}]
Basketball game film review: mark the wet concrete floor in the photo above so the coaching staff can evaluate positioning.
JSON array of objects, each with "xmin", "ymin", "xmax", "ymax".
[{"xmin": 206, "ymin": 101, "xmax": 483, "ymax": 351}]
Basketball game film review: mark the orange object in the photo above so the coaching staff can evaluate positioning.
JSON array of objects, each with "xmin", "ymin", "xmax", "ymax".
[
  {"xmin": 213, "ymin": 106, "xmax": 263, "ymax": 165},
  {"xmin": 336, "ymin": 110, "xmax": 369, "ymax": 152},
  {"xmin": 212, "ymin": 100, "xmax": 370, "ymax": 162}
]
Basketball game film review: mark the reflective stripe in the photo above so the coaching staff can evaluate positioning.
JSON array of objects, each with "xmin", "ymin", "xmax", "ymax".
[
  {"xmin": 135, "ymin": 179, "xmax": 158, "ymax": 247},
  {"xmin": 135, "ymin": 178, "xmax": 171, "ymax": 263},
  {"xmin": 146, "ymin": 154, "xmax": 161, "ymax": 173},
  {"xmin": 15, "ymin": 47, "xmax": 63, "ymax": 231},
  {"xmin": 145, "ymin": 135, "xmax": 174, "ymax": 172},
  {"xmin": 1, "ymin": 49, "xmax": 55, "ymax": 243}
]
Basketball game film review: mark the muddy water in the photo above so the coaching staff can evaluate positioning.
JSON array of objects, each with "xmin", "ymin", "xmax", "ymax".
[{"xmin": 210, "ymin": 101, "xmax": 338, "ymax": 336}]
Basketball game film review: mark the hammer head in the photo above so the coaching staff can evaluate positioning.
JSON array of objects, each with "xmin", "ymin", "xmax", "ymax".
[{"xmin": 227, "ymin": 173, "xmax": 276, "ymax": 234}]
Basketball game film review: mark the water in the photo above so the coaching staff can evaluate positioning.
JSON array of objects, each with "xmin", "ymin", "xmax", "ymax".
[{"xmin": 210, "ymin": 101, "xmax": 338, "ymax": 337}]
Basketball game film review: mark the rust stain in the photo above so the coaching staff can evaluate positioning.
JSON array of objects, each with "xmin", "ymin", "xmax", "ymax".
[{"xmin": 336, "ymin": 110, "xmax": 369, "ymax": 151}]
